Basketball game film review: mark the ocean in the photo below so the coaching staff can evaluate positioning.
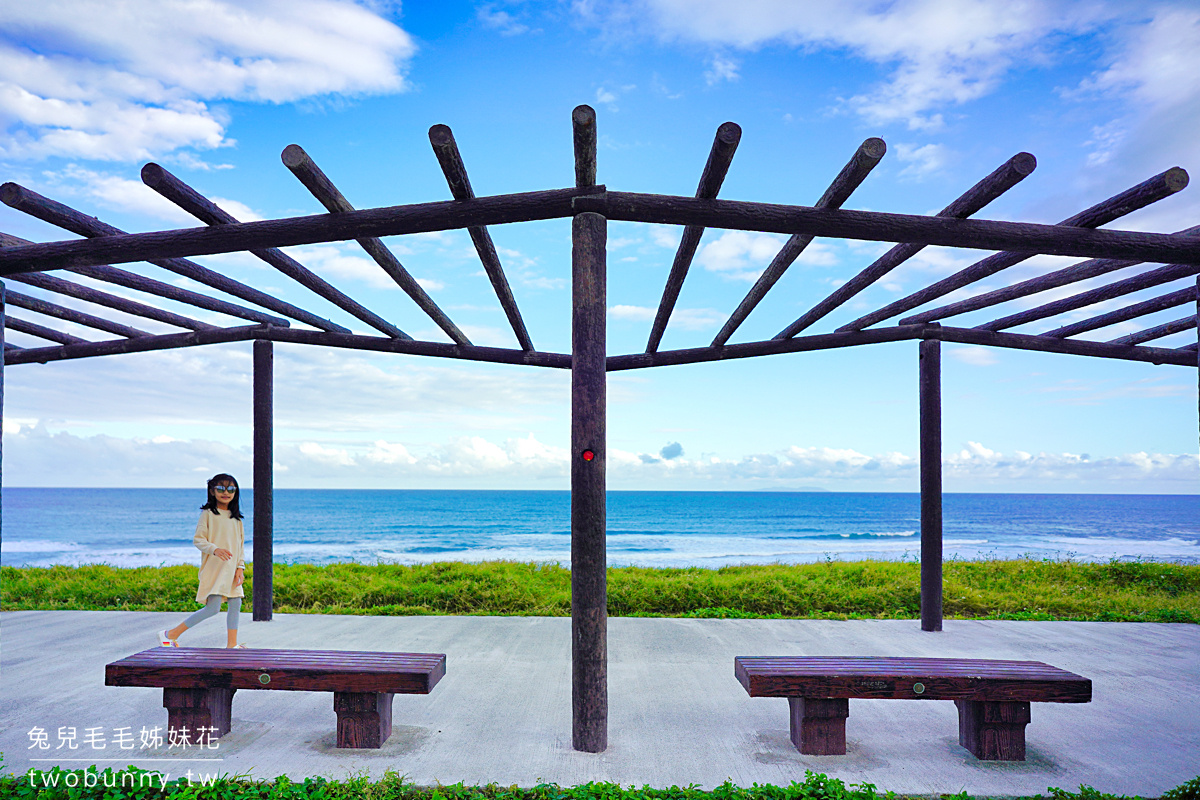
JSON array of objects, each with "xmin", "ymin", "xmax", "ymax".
[{"xmin": 2, "ymin": 488, "xmax": 1197, "ymax": 569}]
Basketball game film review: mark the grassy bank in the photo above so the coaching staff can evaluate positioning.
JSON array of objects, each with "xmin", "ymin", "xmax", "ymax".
[
  {"xmin": 2, "ymin": 768, "xmax": 1199, "ymax": 800},
  {"xmin": 3, "ymin": 558, "xmax": 1197, "ymax": 622}
]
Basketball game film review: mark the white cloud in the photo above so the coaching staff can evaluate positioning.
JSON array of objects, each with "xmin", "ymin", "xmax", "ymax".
[
  {"xmin": 39, "ymin": 164, "xmax": 199, "ymax": 223},
  {"xmin": 948, "ymin": 345, "xmax": 998, "ymax": 366},
  {"xmin": 4, "ymin": 420, "xmax": 1196, "ymax": 491},
  {"xmin": 696, "ymin": 230, "xmax": 786, "ymax": 281},
  {"xmin": 704, "ymin": 55, "xmax": 739, "ymax": 85},
  {"xmin": 609, "ymin": 304, "xmax": 656, "ymax": 321},
  {"xmin": 894, "ymin": 142, "xmax": 951, "ymax": 180},
  {"xmin": 580, "ymin": 0, "xmax": 1106, "ymax": 130},
  {"xmin": 0, "ymin": 0, "xmax": 415, "ymax": 161},
  {"xmin": 284, "ymin": 242, "xmax": 402, "ymax": 291},
  {"xmin": 478, "ymin": 5, "xmax": 531, "ymax": 36}
]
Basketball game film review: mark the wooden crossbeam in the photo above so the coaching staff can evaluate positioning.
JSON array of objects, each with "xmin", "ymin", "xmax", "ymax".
[
  {"xmin": 282, "ymin": 144, "xmax": 469, "ymax": 345},
  {"xmin": 933, "ymin": 325, "xmax": 1194, "ymax": 367},
  {"xmin": 571, "ymin": 193, "xmax": 1200, "ymax": 265},
  {"xmin": 1043, "ymin": 286, "xmax": 1196, "ymax": 339},
  {"xmin": 2, "ymin": 229, "xmax": 288, "ymax": 329},
  {"xmin": 5, "ymin": 315, "xmax": 90, "ymax": 345},
  {"xmin": 141, "ymin": 164, "xmax": 410, "ymax": 339},
  {"xmin": 839, "ymin": 167, "xmax": 1190, "ymax": 330},
  {"xmin": 4, "ymin": 325, "xmax": 265, "ymax": 365},
  {"xmin": 66, "ymin": 264, "xmax": 289, "ymax": 327},
  {"xmin": 901, "ymin": 223, "xmax": 1200, "ymax": 325},
  {"xmin": 979, "ymin": 262, "xmax": 1200, "ymax": 331},
  {"xmin": 12, "ymin": 272, "xmax": 215, "ymax": 331},
  {"xmin": 5, "ymin": 289, "xmax": 148, "ymax": 338},
  {"xmin": 711, "ymin": 138, "xmax": 885, "ymax": 347},
  {"xmin": 775, "ymin": 153, "xmax": 1037, "ymax": 339},
  {"xmin": 0, "ymin": 184, "xmax": 344, "ymax": 332},
  {"xmin": 1108, "ymin": 315, "xmax": 1197, "ymax": 346},
  {"xmin": 645, "ymin": 121, "xmax": 741, "ymax": 353},
  {"xmin": 429, "ymin": 124, "xmax": 533, "ymax": 351},
  {"xmin": 9, "ymin": 185, "xmax": 1200, "ymax": 277}
]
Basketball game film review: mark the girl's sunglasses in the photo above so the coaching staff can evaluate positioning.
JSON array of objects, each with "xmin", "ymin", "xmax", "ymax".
[{"xmin": 212, "ymin": 485, "xmax": 238, "ymax": 493}]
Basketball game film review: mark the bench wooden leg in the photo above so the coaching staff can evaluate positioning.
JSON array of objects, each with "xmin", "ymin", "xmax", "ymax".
[
  {"xmin": 163, "ymin": 688, "xmax": 234, "ymax": 745},
  {"xmin": 955, "ymin": 700, "xmax": 1031, "ymax": 761},
  {"xmin": 334, "ymin": 692, "xmax": 393, "ymax": 748},
  {"xmin": 788, "ymin": 697, "xmax": 849, "ymax": 755}
]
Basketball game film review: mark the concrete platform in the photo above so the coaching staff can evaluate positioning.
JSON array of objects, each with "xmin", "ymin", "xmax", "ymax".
[{"xmin": 1, "ymin": 611, "xmax": 1196, "ymax": 796}]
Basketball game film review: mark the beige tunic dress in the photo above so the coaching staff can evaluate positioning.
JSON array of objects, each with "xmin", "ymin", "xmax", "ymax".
[{"xmin": 193, "ymin": 508, "xmax": 246, "ymax": 603}]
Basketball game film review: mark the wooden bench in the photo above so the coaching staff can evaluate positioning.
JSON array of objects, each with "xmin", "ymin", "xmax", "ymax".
[
  {"xmin": 106, "ymin": 648, "xmax": 446, "ymax": 749},
  {"xmin": 735, "ymin": 656, "xmax": 1091, "ymax": 761}
]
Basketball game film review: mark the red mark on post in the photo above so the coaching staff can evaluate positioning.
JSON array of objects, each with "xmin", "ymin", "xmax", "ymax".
[{"xmin": 582, "ymin": 450, "xmax": 595, "ymax": 461}]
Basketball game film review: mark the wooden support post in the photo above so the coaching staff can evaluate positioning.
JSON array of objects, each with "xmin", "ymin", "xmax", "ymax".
[
  {"xmin": 333, "ymin": 691, "xmax": 394, "ymax": 748},
  {"xmin": 788, "ymin": 697, "xmax": 849, "ymax": 755},
  {"xmin": 919, "ymin": 335, "xmax": 943, "ymax": 632},
  {"xmin": 163, "ymin": 687, "xmax": 234, "ymax": 745},
  {"xmin": 571, "ymin": 211, "xmax": 607, "ymax": 753},
  {"xmin": 955, "ymin": 699, "xmax": 1031, "ymax": 760},
  {"xmin": 252, "ymin": 339, "xmax": 274, "ymax": 621}
]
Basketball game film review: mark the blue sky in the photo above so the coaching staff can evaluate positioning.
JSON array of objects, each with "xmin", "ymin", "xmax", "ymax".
[{"xmin": 0, "ymin": 0, "xmax": 1197, "ymax": 492}]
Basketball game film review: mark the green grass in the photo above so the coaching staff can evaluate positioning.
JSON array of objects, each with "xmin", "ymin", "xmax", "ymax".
[
  {"xmin": 3, "ymin": 558, "xmax": 1198, "ymax": 622},
  {"xmin": 1, "ymin": 767, "xmax": 1197, "ymax": 800}
]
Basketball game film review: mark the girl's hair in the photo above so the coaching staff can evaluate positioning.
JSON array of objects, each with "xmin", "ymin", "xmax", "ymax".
[{"xmin": 200, "ymin": 473, "xmax": 244, "ymax": 520}]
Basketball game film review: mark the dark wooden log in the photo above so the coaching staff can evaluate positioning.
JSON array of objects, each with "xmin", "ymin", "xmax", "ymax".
[
  {"xmin": 141, "ymin": 164, "xmax": 409, "ymax": 340},
  {"xmin": 10, "ymin": 272, "xmax": 215, "ymax": 331},
  {"xmin": 573, "ymin": 105, "xmax": 597, "ymax": 188},
  {"xmin": 607, "ymin": 325, "xmax": 926, "ymax": 371},
  {"xmin": 1043, "ymin": 286, "xmax": 1196, "ymax": 339},
  {"xmin": 956, "ymin": 699, "xmax": 1030, "ymax": 761},
  {"xmin": 10, "ymin": 181, "xmax": 1199, "ymax": 276},
  {"xmin": 282, "ymin": 144, "xmax": 469, "ymax": 345},
  {"xmin": 1108, "ymin": 315, "xmax": 1197, "ymax": 345},
  {"xmin": 646, "ymin": 122, "xmax": 741, "ymax": 353},
  {"xmin": 252, "ymin": 339, "xmax": 274, "ymax": 622},
  {"xmin": 6, "ymin": 315, "xmax": 90, "ymax": 345},
  {"xmin": 571, "ymin": 211, "xmax": 607, "ymax": 753},
  {"xmin": 4, "ymin": 289, "xmax": 148, "ymax": 338},
  {"xmin": 920, "ymin": 336, "xmax": 942, "ymax": 632},
  {"xmin": 0, "ymin": 184, "xmax": 345, "ymax": 332},
  {"xmin": 979, "ymin": 262, "xmax": 1200, "ymax": 332},
  {"xmin": 777, "ymin": 153, "xmax": 1037, "ymax": 338},
  {"xmin": 4, "ymin": 325, "xmax": 262, "ymax": 365},
  {"xmin": 900, "ymin": 223, "xmax": 1200, "ymax": 325},
  {"xmin": 569, "ymin": 190, "xmax": 1200, "ymax": 267},
  {"xmin": 259, "ymin": 328, "xmax": 571, "ymax": 369},
  {"xmin": 68, "ymin": 265, "xmax": 289, "ymax": 327},
  {"xmin": 334, "ymin": 691, "xmax": 393, "ymax": 748},
  {"xmin": 933, "ymin": 325, "xmax": 1196, "ymax": 367},
  {"xmin": 789, "ymin": 697, "xmax": 849, "ymax": 755},
  {"xmin": 713, "ymin": 138, "xmax": 886, "ymax": 346},
  {"xmin": 841, "ymin": 167, "xmax": 1190, "ymax": 330},
  {"xmin": 428, "ymin": 125, "xmax": 533, "ymax": 351}
]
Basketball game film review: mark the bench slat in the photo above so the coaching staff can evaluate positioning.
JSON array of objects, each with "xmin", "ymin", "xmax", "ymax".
[
  {"xmin": 106, "ymin": 648, "xmax": 446, "ymax": 694},
  {"xmin": 735, "ymin": 656, "xmax": 1091, "ymax": 703}
]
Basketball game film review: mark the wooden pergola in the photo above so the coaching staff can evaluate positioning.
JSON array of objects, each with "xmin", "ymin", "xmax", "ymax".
[{"xmin": 1, "ymin": 105, "xmax": 1197, "ymax": 753}]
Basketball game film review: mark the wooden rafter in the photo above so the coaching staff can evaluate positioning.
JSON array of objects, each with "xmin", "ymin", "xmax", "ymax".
[{"xmin": 0, "ymin": 115, "xmax": 1193, "ymax": 371}]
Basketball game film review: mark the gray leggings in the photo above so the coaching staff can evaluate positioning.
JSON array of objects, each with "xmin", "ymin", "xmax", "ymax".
[{"xmin": 182, "ymin": 595, "xmax": 242, "ymax": 630}]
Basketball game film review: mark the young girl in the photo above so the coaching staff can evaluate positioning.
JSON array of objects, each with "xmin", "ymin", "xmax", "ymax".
[{"xmin": 160, "ymin": 473, "xmax": 246, "ymax": 649}]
